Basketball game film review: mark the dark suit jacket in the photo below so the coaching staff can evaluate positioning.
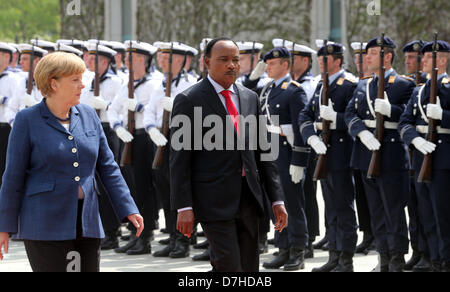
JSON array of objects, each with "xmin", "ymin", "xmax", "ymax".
[{"xmin": 169, "ymin": 78, "xmax": 284, "ymax": 222}]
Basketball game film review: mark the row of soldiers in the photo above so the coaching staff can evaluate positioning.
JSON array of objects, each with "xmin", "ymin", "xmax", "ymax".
[{"xmin": 0, "ymin": 34, "xmax": 449, "ymax": 272}]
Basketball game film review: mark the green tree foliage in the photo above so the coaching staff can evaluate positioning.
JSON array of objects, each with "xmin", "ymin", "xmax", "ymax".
[{"xmin": 0, "ymin": 0, "xmax": 60, "ymax": 42}]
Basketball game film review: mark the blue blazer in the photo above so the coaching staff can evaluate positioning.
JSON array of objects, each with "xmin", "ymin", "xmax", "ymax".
[{"xmin": 0, "ymin": 100, "xmax": 139, "ymax": 240}]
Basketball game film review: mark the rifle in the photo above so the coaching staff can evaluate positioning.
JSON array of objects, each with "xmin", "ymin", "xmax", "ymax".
[
  {"xmin": 359, "ymin": 41, "xmax": 364, "ymax": 80},
  {"xmin": 313, "ymin": 40, "xmax": 330, "ymax": 181},
  {"xmin": 249, "ymin": 41, "xmax": 256, "ymax": 78},
  {"xmin": 418, "ymin": 33, "xmax": 439, "ymax": 183},
  {"xmin": 415, "ymin": 41, "xmax": 423, "ymax": 85},
  {"xmin": 26, "ymin": 40, "xmax": 36, "ymax": 96},
  {"xmin": 152, "ymin": 43, "xmax": 174, "ymax": 170},
  {"xmin": 367, "ymin": 33, "xmax": 386, "ymax": 179},
  {"xmin": 291, "ymin": 41, "xmax": 296, "ymax": 79},
  {"xmin": 120, "ymin": 41, "xmax": 136, "ymax": 167},
  {"xmin": 94, "ymin": 41, "xmax": 101, "ymax": 117},
  {"xmin": 201, "ymin": 39, "xmax": 208, "ymax": 79}
]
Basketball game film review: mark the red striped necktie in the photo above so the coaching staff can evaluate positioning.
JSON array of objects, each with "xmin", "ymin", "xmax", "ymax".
[{"xmin": 220, "ymin": 90, "xmax": 240, "ymax": 136}]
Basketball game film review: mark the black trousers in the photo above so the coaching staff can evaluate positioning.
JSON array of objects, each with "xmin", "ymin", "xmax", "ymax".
[
  {"xmin": 23, "ymin": 200, "xmax": 101, "ymax": 272},
  {"xmin": 303, "ymin": 153, "xmax": 320, "ymax": 241},
  {"xmin": 201, "ymin": 179, "xmax": 260, "ymax": 272},
  {"xmin": 353, "ymin": 169, "xmax": 372, "ymax": 234},
  {"xmin": 0, "ymin": 124, "xmax": 11, "ymax": 187}
]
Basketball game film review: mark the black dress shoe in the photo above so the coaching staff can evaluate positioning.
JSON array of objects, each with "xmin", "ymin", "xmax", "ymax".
[
  {"xmin": 404, "ymin": 250, "xmax": 421, "ymax": 271},
  {"xmin": 193, "ymin": 240, "xmax": 209, "ymax": 249},
  {"xmin": 154, "ymin": 235, "xmax": 176, "ymax": 257},
  {"xmin": 159, "ymin": 237, "xmax": 171, "ymax": 245},
  {"xmin": 412, "ymin": 255, "xmax": 432, "ymax": 272},
  {"xmin": 313, "ymin": 235, "xmax": 328, "ymax": 250},
  {"xmin": 169, "ymin": 236, "xmax": 190, "ymax": 258},
  {"xmin": 312, "ymin": 250, "xmax": 340, "ymax": 272},
  {"xmin": 440, "ymin": 262, "xmax": 450, "ymax": 272},
  {"xmin": 263, "ymin": 248, "xmax": 290, "ymax": 270},
  {"xmin": 304, "ymin": 243, "xmax": 314, "ymax": 259},
  {"xmin": 126, "ymin": 236, "xmax": 152, "ymax": 255},
  {"xmin": 114, "ymin": 233, "xmax": 138, "ymax": 253},
  {"xmin": 389, "ymin": 253, "xmax": 405, "ymax": 272},
  {"xmin": 321, "ymin": 241, "xmax": 329, "ymax": 251},
  {"xmin": 100, "ymin": 236, "xmax": 119, "ymax": 250},
  {"xmin": 193, "ymin": 247, "xmax": 210, "ymax": 261},
  {"xmin": 283, "ymin": 247, "xmax": 305, "ymax": 271},
  {"xmin": 331, "ymin": 251, "xmax": 354, "ymax": 272},
  {"xmin": 259, "ymin": 239, "xmax": 269, "ymax": 255}
]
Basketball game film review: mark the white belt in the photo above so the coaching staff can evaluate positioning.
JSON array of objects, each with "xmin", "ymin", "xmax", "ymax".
[
  {"xmin": 363, "ymin": 120, "xmax": 398, "ymax": 130},
  {"xmin": 416, "ymin": 125, "xmax": 450, "ymax": 135},
  {"xmin": 315, "ymin": 122, "xmax": 337, "ymax": 131}
]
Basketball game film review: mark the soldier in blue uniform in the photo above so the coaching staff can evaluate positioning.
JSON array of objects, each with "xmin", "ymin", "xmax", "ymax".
[
  {"xmin": 299, "ymin": 41, "xmax": 358, "ymax": 272},
  {"xmin": 344, "ymin": 36, "xmax": 415, "ymax": 272},
  {"xmin": 261, "ymin": 47, "xmax": 310, "ymax": 271},
  {"xmin": 401, "ymin": 39, "xmax": 429, "ymax": 270},
  {"xmin": 398, "ymin": 40, "xmax": 450, "ymax": 272}
]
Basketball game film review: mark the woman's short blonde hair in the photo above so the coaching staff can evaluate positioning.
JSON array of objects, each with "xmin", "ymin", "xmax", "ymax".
[{"xmin": 34, "ymin": 52, "xmax": 86, "ymax": 97}]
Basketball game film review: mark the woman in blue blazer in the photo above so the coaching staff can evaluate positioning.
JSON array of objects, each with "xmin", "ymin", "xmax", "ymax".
[{"xmin": 0, "ymin": 52, "xmax": 143, "ymax": 272}]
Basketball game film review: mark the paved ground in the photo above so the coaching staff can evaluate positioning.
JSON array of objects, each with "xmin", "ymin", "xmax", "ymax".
[{"xmin": 0, "ymin": 185, "xmax": 413, "ymax": 272}]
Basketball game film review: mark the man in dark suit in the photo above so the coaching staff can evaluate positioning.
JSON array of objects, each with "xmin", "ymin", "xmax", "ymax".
[{"xmin": 170, "ymin": 38, "xmax": 288, "ymax": 272}]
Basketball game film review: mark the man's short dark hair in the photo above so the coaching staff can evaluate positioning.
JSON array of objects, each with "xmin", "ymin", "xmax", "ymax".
[{"xmin": 204, "ymin": 37, "xmax": 239, "ymax": 59}]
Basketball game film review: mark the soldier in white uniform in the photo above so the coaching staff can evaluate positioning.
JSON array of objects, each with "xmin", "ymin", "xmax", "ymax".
[
  {"xmin": 143, "ymin": 42, "xmax": 197, "ymax": 259},
  {"xmin": 0, "ymin": 43, "xmax": 20, "ymax": 187},
  {"xmin": 109, "ymin": 41, "xmax": 128, "ymax": 85},
  {"xmin": 107, "ymin": 40, "xmax": 162, "ymax": 255},
  {"xmin": 236, "ymin": 41, "xmax": 271, "ymax": 96},
  {"xmin": 5, "ymin": 44, "xmax": 47, "ymax": 124},
  {"xmin": 30, "ymin": 39, "xmax": 56, "ymax": 53}
]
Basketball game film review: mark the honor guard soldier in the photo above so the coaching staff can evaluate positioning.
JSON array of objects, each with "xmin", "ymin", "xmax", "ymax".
[
  {"xmin": 5, "ymin": 43, "xmax": 21, "ymax": 73},
  {"xmin": 108, "ymin": 41, "xmax": 128, "ymax": 84},
  {"xmin": 345, "ymin": 35, "xmax": 415, "ymax": 272},
  {"xmin": 80, "ymin": 42, "xmax": 125, "ymax": 250},
  {"xmin": 143, "ymin": 42, "xmax": 197, "ymax": 259},
  {"xmin": 236, "ymin": 41, "xmax": 271, "ymax": 95},
  {"xmin": 198, "ymin": 38, "xmax": 213, "ymax": 80},
  {"xmin": 403, "ymin": 40, "xmax": 428, "ymax": 84},
  {"xmin": 5, "ymin": 44, "xmax": 47, "ymax": 125},
  {"xmin": 181, "ymin": 43, "xmax": 200, "ymax": 79},
  {"xmin": 398, "ymin": 40, "xmax": 450, "ymax": 272},
  {"xmin": 299, "ymin": 41, "xmax": 358, "ymax": 272},
  {"xmin": 260, "ymin": 47, "xmax": 310, "ymax": 271},
  {"xmin": 350, "ymin": 41, "xmax": 376, "ymax": 255},
  {"xmin": 284, "ymin": 39, "xmax": 321, "ymax": 257},
  {"xmin": 54, "ymin": 43, "xmax": 83, "ymax": 57},
  {"xmin": 400, "ymin": 39, "xmax": 428, "ymax": 270},
  {"xmin": 107, "ymin": 40, "xmax": 161, "ymax": 255},
  {"xmin": 0, "ymin": 42, "xmax": 20, "ymax": 186},
  {"xmin": 57, "ymin": 39, "xmax": 93, "ymax": 82}
]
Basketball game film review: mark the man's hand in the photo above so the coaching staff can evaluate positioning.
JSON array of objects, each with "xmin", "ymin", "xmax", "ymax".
[
  {"xmin": 320, "ymin": 104, "xmax": 337, "ymax": 123},
  {"xmin": 177, "ymin": 209, "xmax": 195, "ymax": 238},
  {"xmin": 116, "ymin": 126, "xmax": 134, "ymax": 143},
  {"xmin": 160, "ymin": 96, "xmax": 174, "ymax": 112},
  {"xmin": 272, "ymin": 204, "xmax": 288, "ymax": 233},
  {"xmin": 127, "ymin": 214, "xmax": 144, "ymax": 237},
  {"xmin": 358, "ymin": 130, "xmax": 381, "ymax": 151},
  {"xmin": 427, "ymin": 97, "xmax": 443, "ymax": 121},
  {"xmin": 0, "ymin": 232, "xmax": 9, "ymax": 261},
  {"xmin": 374, "ymin": 96, "xmax": 392, "ymax": 117},
  {"xmin": 289, "ymin": 165, "xmax": 304, "ymax": 184}
]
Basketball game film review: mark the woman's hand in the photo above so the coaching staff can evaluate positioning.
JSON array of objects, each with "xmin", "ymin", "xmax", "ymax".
[
  {"xmin": 0, "ymin": 232, "xmax": 10, "ymax": 260},
  {"xmin": 127, "ymin": 214, "xmax": 144, "ymax": 237}
]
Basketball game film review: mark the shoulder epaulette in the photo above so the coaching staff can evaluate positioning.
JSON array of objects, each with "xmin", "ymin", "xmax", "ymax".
[
  {"xmin": 344, "ymin": 72, "xmax": 358, "ymax": 83},
  {"xmin": 360, "ymin": 76, "xmax": 372, "ymax": 80},
  {"xmin": 442, "ymin": 77, "xmax": 449, "ymax": 84},
  {"xmin": 400, "ymin": 75, "xmax": 415, "ymax": 82},
  {"xmin": 290, "ymin": 80, "xmax": 301, "ymax": 87}
]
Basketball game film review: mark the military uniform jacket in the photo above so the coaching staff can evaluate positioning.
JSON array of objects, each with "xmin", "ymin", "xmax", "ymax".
[
  {"xmin": 398, "ymin": 73, "xmax": 450, "ymax": 171},
  {"xmin": 345, "ymin": 69, "xmax": 415, "ymax": 171},
  {"xmin": 263, "ymin": 75, "xmax": 309, "ymax": 170},
  {"xmin": 297, "ymin": 71, "xmax": 319, "ymax": 102},
  {"xmin": 299, "ymin": 70, "xmax": 357, "ymax": 171},
  {"xmin": 236, "ymin": 73, "xmax": 272, "ymax": 96}
]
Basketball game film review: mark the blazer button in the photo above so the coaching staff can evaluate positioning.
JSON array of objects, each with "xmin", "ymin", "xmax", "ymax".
[
  {"xmin": 72, "ymin": 148, "xmax": 77, "ymax": 154},
  {"xmin": 68, "ymin": 135, "xmax": 74, "ymax": 141},
  {"xmin": 74, "ymin": 176, "xmax": 80, "ymax": 182},
  {"xmin": 73, "ymin": 162, "xmax": 79, "ymax": 168}
]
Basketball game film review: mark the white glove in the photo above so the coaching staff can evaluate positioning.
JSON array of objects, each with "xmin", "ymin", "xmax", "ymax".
[
  {"xmin": 249, "ymin": 61, "xmax": 267, "ymax": 81},
  {"xmin": 320, "ymin": 104, "xmax": 337, "ymax": 123},
  {"xmin": 126, "ymin": 98, "xmax": 138, "ymax": 112},
  {"xmin": 24, "ymin": 93, "xmax": 38, "ymax": 107},
  {"xmin": 160, "ymin": 96, "xmax": 174, "ymax": 112},
  {"xmin": 412, "ymin": 137, "xmax": 436, "ymax": 155},
  {"xmin": 358, "ymin": 130, "xmax": 381, "ymax": 151},
  {"xmin": 289, "ymin": 165, "xmax": 305, "ymax": 184},
  {"xmin": 427, "ymin": 97, "xmax": 443, "ymax": 120},
  {"xmin": 374, "ymin": 97, "xmax": 391, "ymax": 117},
  {"xmin": 87, "ymin": 96, "xmax": 108, "ymax": 111},
  {"xmin": 148, "ymin": 127, "xmax": 168, "ymax": 147},
  {"xmin": 307, "ymin": 135, "xmax": 327, "ymax": 155},
  {"xmin": 116, "ymin": 127, "xmax": 134, "ymax": 143}
]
